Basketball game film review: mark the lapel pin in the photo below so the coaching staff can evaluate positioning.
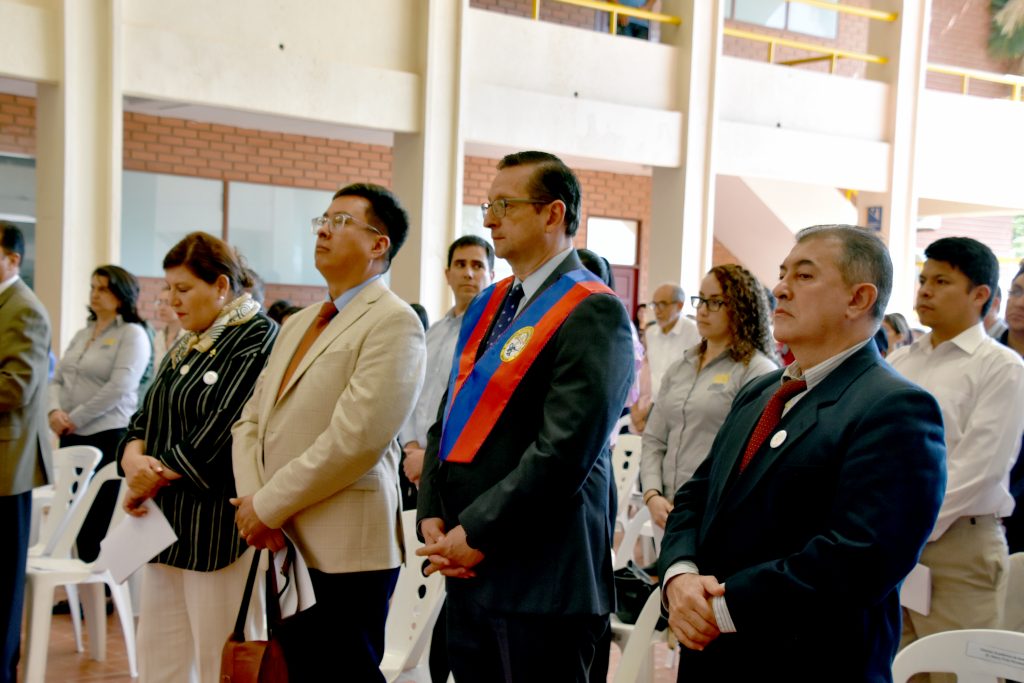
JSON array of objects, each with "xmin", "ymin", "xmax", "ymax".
[
  {"xmin": 179, "ymin": 364, "xmax": 190, "ymax": 376},
  {"xmin": 770, "ymin": 430, "xmax": 787, "ymax": 448},
  {"xmin": 203, "ymin": 371, "xmax": 218, "ymax": 385}
]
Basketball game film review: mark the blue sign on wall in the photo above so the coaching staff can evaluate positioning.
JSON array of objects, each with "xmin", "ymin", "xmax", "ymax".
[{"xmin": 867, "ymin": 206, "xmax": 883, "ymax": 232}]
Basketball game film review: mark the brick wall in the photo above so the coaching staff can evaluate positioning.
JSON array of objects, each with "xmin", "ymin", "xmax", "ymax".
[
  {"xmin": 927, "ymin": 0, "xmax": 1016, "ymax": 99},
  {"xmin": 470, "ymin": 0, "xmax": 598, "ymax": 30},
  {"xmin": 0, "ymin": 93, "xmax": 36, "ymax": 156}
]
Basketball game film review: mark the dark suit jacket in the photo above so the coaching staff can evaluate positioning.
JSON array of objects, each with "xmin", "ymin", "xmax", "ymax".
[
  {"xmin": 418, "ymin": 251, "xmax": 634, "ymax": 616},
  {"xmin": 657, "ymin": 342, "xmax": 946, "ymax": 682},
  {"xmin": 0, "ymin": 278, "xmax": 52, "ymax": 496}
]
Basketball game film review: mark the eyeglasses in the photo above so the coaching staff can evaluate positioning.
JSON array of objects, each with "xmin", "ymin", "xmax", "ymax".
[
  {"xmin": 650, "ymin": 300, "xmax": 679, "ymax": 310},
  {"xmin": 691, "ymin": 296, "xmax": 727, "ymax": 312},
  {"xmin": 480, "ymin": 198, "xmax": 550, "ymax": 219},
  {"xmin": 311, "ymin": 213, "xmax": 385, "ymax": 237}
]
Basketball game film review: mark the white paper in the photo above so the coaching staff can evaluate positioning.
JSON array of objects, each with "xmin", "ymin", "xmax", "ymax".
[
  {"xmin": 92, "ymin": 499, "xmax": 177, "ymax": 583},
  {"xmin": 273, "ymin": 538, "xmax": 316, "ymax": 618},
  {"xmin": 900, "ymin": 562, "xmax": 931, "ymax": 615}
]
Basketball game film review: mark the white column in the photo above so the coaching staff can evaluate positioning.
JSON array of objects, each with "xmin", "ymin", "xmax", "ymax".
[
  {"xmin": 35, "ymin": 0, "xmax": 123, "ymax": 353},
  {"xmin": 390, "ymin": 0, "xmax": 466, "ymax": 322},
  {"xmin": 859, "ymin": 0, "xmax": 931, "ymax": 315},
  {"xmin": 646, "ymin": 0, "xmax": 722, "ymax": 300}
]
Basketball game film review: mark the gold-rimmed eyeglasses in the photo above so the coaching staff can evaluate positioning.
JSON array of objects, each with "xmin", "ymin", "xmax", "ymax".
[
  {"xmin": 480, "ymin": 198, "xmax": 551, "ymax": 219},
  {"xmin": 311, "ymin": 213, "xmax": 385, "ymax": 237}
]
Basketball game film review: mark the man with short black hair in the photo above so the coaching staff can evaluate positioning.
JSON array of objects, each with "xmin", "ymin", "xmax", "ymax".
[
  {"xmin": 890, "ymin": 237, "xmax": 1024, "ymax": 672},
  {"xmin": 658, "ymin": 225, "xmax": 946, "ymax": 680},
  {"xmin": 232, "ymin": 183, "xmax": 425, "ymax": 682},
  {"xmin": 0, "ymin": 223, "xmax": 51, "ymax": 683}
]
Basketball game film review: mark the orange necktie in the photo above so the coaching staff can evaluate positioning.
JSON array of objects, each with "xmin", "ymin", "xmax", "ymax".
[{"xmin": 277, "ymin": 301, "xmax": 338, "ymax": 399}]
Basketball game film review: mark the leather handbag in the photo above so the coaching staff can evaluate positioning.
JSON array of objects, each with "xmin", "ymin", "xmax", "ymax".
[{"xmin": 219, "ymin": 550, "xmax": 289, "ymax": 682}]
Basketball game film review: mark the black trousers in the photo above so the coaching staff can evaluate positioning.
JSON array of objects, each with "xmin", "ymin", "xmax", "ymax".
[
  {"xmin": 445, "ymin": 589, "xmax": 608, "ymax": 683},
  {"xmin": 1, "ymin": 492, "xmax": 31, "ymax": 683},
  {"xmin": 60, "ymin": 428, "xmax": 126, "ymax": 562},
  {"xmin": 275, "ymin": 566, "xmax": 399, "ymax": 682}
]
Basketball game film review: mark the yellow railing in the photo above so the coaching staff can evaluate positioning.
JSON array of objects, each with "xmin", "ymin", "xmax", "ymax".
[
  {"xmin": 927, "ymin": 63, "xmax": 1024, "ymax": 102},
  {"xmin": 786, "ymin": 0, "xmax": 897, "ymax": 22},
  {"xmin": 533, "ymin": 0, "xmax": 681, "ymax": 35},
  {"xmin": 723, "ymin": 27, "xmax": 887, "ymax": 73}
]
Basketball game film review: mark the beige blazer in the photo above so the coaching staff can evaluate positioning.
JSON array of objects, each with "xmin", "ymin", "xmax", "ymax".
[
  {"xmin": 233, "ymin": 278, "xmax": 425, "ymax": 573},
  {"xmin": 0, "ymin": 279, "xmax": 52, "ymax": 496}
]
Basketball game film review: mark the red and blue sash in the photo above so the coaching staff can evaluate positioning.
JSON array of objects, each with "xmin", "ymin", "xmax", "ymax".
[{"xmin": 438, "ymin": 268, "xmax": 614, "ymax": 464}]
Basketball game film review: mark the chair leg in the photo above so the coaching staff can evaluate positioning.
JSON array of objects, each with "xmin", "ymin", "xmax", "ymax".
[
  {"xmin": 66, "ymin": 583, "xmax": 84, "ymax": 652},
  {"xmin": 81, "ymin": 582, "xmax": 107, "ymax": 661},
  {"xmin": 109, "ymin": 578, "xmax": 138, "ymax": 677},
  {"xmin": 23, "ymin": 576, "xmax": 56, "ymax": 683}
]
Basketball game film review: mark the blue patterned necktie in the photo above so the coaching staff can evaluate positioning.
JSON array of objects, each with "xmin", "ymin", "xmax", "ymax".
[{"xmin": 484, "ymin": 284, "xmax": 525, "ymax": 353}]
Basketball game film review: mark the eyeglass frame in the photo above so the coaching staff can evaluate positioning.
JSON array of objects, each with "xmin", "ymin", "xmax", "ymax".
[
  {"xmin": 649, "ymin": 299, "xmax": 681, "ymax": 311},
  {"xmin": 480, "ymin": 198, "xmax": 551, "ymax": 219},
  {"xmin": 311, "ymin": 212, "xmax": 386, "ymax": 237},
  {"xmin": 691, "ymin": 295, "xmax": 728, "ymax": 312}
]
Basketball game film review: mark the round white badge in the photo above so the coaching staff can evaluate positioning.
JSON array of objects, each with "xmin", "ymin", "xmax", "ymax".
[
  {"xmin": 203, "ymin": 371, "xmax": 218, "ymax": 385},
  {"xmin": 179, "ymin": 364, "xmax": 190, "ymax": 376},
  {"xmin": 770, "ymin": 430, "xmax": 787, "ymax": 449}
]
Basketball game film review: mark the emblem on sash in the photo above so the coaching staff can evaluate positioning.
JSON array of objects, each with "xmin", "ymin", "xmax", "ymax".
[{"xmin": 500, "ymin": 326, "xmax": 534, "ymax": 362}]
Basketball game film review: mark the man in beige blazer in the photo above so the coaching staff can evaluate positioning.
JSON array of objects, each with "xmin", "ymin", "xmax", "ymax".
[
  {"xmin": 0, "ymin": 223, "xmax": 51, "ymax": 683},
  {"xmin": 232, "ymin": 184, "xmax": 425, "ymax": 682}
]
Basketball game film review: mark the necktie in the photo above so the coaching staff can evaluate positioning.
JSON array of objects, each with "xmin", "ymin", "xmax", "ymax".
[
  {"xmin": 738, "ymin": 378, "xmax": 807, "ymax": 473},
  {"xmin": 277, "ymin": 301, "xmax": 338, "ymax": 399},
  {"xmin": 484, "ymin": 284, "xmax": 524, "ymax": 353}
]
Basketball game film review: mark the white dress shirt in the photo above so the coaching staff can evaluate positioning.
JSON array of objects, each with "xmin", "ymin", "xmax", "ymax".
[
  {"xmin": 400, "ymin": 307, "xmax": 464, "ymax": 446},
  {"xmin": 646, "ymin": 316, "xmax": 701, "ymax": 397},
  {"xmin": 889, "ymin": 323, "xmax": 1024, "ymax": 541}
]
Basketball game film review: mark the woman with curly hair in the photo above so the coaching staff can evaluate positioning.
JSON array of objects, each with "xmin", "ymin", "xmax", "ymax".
[{"xmin": 640, "ymin": 264, "xmax": 778, "ymax": 527}]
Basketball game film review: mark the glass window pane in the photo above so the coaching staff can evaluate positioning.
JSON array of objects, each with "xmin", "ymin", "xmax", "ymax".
[
  {"xmin": 734, "ymin": 0, "xmax": 786, "ymax": 29},
  {"xmin": 228, "ymin": 182, "xmax": 328, "ymax": 286},
  {"xmin": 461, "ymin": 204, "xmax": 512, "ymax": 281},
  {"xmin": 788, "ymin": 1, "xmax": 838, "ymax": 39},
  {"xmin": 122, "ymin": 171, "xmax": 223, "ymax": 277},
  {"xmin": 586, "ymin": 217, "xmax": 638, "ymax": 266},
  {"xmin": 0, "ymin": 155, "xmax": 37, "ymax": 287}
]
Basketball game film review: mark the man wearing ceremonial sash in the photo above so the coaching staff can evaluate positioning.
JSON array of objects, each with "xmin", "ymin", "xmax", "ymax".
[{"xmin": 417, "ymin": 151, "xmax": 634, "ymax": 682}]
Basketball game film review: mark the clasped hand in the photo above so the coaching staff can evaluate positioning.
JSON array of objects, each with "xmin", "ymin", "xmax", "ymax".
[
  {"xmin": 664, "ymin": 573, "xmax": 725, "ymax": 651},
  {"xmin": 121, "ymin": 452, "xmax": 178, "ymax": 516},
  {"xmin": 415, "ymin": 518, "xmax": 484, "ymax": 579},
  {"xmin": 230, "ymin": 495, "xmax": 286, "ymax": 553}
]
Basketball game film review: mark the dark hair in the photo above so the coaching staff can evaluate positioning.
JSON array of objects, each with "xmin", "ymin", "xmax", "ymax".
[
  {"xmin": 90, "ymin": 265, "xmax": 144, "ymax": 324},
  {"xmin": 243, "ymin": 267, "xmax": 265, "ymax": 305},
  {"xmin": 706, "ymin": 264, "xmax": 776, "ymax": 364},
  {"xmin": 332, "ymin": 183, "xmax": 409, "ymax": 270},
  {"xmin": 1, "ymin": 222, "xmax": 25, "ymax": 260},
  {"xmin": 577, "ymin": 248, "xmax": 614, "ymax": 287},
  {"xmin": 924, "ymin": 237, "xmax": 999, "ymax": 316},
  {"xmin": 282, "ymin": 305, "xmax": 303, "ymax": 323},
  {"xmin": 796, "ymin": 225, "xmax": 892, "ymax": 321},
  {"xmin": 883, "ymin": 312, "xmax": 913, "ymax": 347},
  {"xmin": 162, "ymin": 231, "xmax": 252, "ymax": 295},
  {"xmin": 410, "ymin": 303, "xmax": 430, "ymax": 330},
  {"xmin": 266, "ymin": 299, "xmax": 293, "ymax": 325},
  {"xmin": 497, "ymin": 151, "xmax": 582, "ymax": 236},
  {"xmin": 447, "ymin": 235, "xmax": 495, "ymax": 271}
]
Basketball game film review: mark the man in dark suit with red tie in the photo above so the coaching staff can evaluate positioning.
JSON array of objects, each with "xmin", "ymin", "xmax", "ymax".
[
  {"xmin": 417, "ymin": 151, "xmax": 634, "ymax": 682},
  {"xmin": 657, "ymin": 225, "xmax": 947, "ymax": 682}
]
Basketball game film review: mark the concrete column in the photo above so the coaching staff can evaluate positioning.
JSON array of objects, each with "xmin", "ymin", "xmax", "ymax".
[
  {"xmin": 35, "ymin": 0, "xmax": 123, "ymax": 353},
  {"xmin": 859, "ymin": 0, "xmax": 932, "ymax": 315},
  {"xmin": 390, "ymin": 0, "xmax": 466, "ymax": 322},
  {"xmin": 646, "ymin": 0, "xmax": 722, "ymax": 300}
]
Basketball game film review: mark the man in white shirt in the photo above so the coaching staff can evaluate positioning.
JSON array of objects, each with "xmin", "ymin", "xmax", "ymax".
[
  {"xmin": 645, "ymin": 283, "xmax": 700, "ymax": 398},
  {"xmin": 889, "ymin": 237, "xmax": 1024, "ymax": 663}
]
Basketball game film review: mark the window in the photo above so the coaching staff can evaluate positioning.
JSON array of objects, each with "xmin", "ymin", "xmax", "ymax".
[
  {"xmin": 728, "ymin": 0, "xmax": 838, "ymax": 40},
  {"xmin": 122, "ymin": 171, "xmax": 223, "ymax": 277},
  {"xmin": 0, "ymin": 155, "xmax": 37, "ymax": 287},
  {"xmin": 461, "ymin": 204, "xmax": 512, "ymax": 281},
  {"xmin": 586, "ymin": 217, "xmax": 638, "ymax": 266}
]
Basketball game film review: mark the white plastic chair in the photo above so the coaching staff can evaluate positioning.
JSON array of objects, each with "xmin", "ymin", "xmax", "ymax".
[
  {"xmin": 612, "ymin": 434, "xmax": 643, "ymax": 529},
  {"xmin": 613, "ymin": 506, "xmax": 662, "ymax": 571},
  {"xmin": 892, "ymin": 629, "xmax": 1024, "ymax": 682},
  {"xmin": 23, "ymin": 462, "xmax": 138, "ymax": 682},
  {"xmin": 612, "ymin": 587, "xmax": 663, "ymax": 683},
  {"xmin": 1005, "ymin": 552, "xmax": 1024, "ymax": 632},
  {"xmin": 380, "ymin": 510, "xmax": 446, "ymax": 683}
]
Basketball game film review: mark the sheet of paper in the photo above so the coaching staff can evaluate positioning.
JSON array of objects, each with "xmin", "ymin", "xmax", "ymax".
[
  {"xmin": 92, "ymin": 499, "xmax": 177, "ymax": 583},
  {"xmin": 900, "ymin": 562, "xmax": 931, "ymax": 615},
  {"xmin": 274, "ymin": 538, "xmax": 316, "ymax": 618}
]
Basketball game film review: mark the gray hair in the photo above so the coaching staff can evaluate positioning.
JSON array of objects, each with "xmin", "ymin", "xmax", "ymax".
[{"xmin": 795, "ymin": 225, "xmax": 892, "ymax": 321}]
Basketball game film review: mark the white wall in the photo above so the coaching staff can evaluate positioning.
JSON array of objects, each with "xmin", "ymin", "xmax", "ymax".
[{"xmin": 0, "ymin": 0, "xmax": 59, "ymax": 83}]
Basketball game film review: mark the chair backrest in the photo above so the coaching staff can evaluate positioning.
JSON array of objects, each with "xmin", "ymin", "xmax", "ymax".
[
  {"xmin": 49, "ymin": 461, "xmax": 124, "ymax": 559},
  {"xmin": 36, "ymin": 445, "xmax": 103, "ymax": 556},
  {"xmin": 383, "ymin": 510, "xmax": 446, "ymax": 672},
  {"xmin": 892, "ymin": 629, "xmax": 1024, "ymax": 682},
  {"xmin": 612, "ymin": 587, "xmax": 662, "ymax": 683},
  {"xmin": 612, "ymin": 434, "xmax": 642, "ymax": 521},
  {"xmin": 614, "ymin": 505, "xmax": 652, "ymax": 570}
]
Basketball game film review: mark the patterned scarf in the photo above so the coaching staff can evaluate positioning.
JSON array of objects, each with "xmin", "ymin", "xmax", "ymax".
[{"xmin": 169, "ymin": 293, "xmax": 260, "ymax": 368}]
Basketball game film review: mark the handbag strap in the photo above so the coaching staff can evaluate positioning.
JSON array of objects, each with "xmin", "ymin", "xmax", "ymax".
[{"xmin": 232, "ymin": 549, "xmax": 263, "ymax": 641}]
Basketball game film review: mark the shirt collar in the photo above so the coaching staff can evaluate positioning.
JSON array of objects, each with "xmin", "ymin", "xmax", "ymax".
[
  {"xmin": 516, "ymin": 246, "xmax": 574, "ymax": 306},
  {"xmin": 331, "ymin": 274, "xmax": 381, "ymax": 313},
  {"xmin": 783, "ymin": 338, "xmax": 871, "ymax": 392},
  {"xmin": 913, "ymin": 322, "xmax": 986, "ymax": 356},
  {"xmin": 655, "ymin": 315, "xmax": 685, "ymax": 338}
]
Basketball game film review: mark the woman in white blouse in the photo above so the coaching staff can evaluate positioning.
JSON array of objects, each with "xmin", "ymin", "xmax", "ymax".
[
  {"xmin": 48, "ymin": 264, "xmax": 151, "ymax": 560},
  {"xmin": 640, "ymin": 264, "xmax": 778, "ymax": 528}
]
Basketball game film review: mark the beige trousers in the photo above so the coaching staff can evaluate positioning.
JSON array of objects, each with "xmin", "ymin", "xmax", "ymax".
[
  {"xmin": 136, "ymin": 548, "xmax": 254, "ymax": 683},
  {"xmin": 901, "ymin": 514, "xmax": 1008, "ymax": 683}
]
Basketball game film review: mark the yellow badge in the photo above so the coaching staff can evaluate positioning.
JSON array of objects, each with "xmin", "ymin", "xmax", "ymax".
[
  {"xmin": 500, "ymin": 326, "xmax": 534, "ymax": 362},
  {"xmin": 712, "ymin": 373, "xmax": 731, "ymax": 385},
  {"xmin": 102, "ymin": 338, "xmax": 117, "ymax": 347}
]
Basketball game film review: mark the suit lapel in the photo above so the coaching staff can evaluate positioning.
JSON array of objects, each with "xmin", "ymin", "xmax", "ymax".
[{"xmin": 0, "ymin": 279, "xmax": 21, "ymax": 310}]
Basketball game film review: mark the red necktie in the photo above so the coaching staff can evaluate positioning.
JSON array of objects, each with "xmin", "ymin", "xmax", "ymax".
[
  {"xmin": 738, "ymin": 379, "xmax": 807, "ymax": 473},
  {"xmin": 277, "ymin": 302, "xmax": 338, "ymax": 399}
]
